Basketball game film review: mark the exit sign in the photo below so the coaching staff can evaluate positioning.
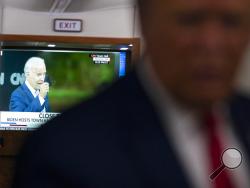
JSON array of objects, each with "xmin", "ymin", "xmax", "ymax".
[{"xmin": 53, "ymin": 19, "xmax": 82, "ymax": 32}]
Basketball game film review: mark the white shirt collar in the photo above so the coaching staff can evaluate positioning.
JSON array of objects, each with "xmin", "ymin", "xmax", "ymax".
[{"xmin": 25, "ymin": 80, "xmax": 38, "ymax": 97}]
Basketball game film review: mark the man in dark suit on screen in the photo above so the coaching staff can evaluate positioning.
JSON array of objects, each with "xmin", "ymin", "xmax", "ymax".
[
  {"xmin": 9, "ymin": 57, "xmax": 50, "ymax": 112},
  {"xmin": 13, "ymin": 0, "xmax": 250, "ymax": 188}
]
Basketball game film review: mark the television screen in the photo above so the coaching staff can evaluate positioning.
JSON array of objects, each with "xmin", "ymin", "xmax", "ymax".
[{"xmin": 0, "ymin": 47, "xmax": 130, "ymax": 131}]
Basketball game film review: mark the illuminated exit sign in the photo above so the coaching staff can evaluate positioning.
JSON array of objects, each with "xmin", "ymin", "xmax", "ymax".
[{"xmin": 53, "ymin": 19, "xmax": 82, "ymax": 32}]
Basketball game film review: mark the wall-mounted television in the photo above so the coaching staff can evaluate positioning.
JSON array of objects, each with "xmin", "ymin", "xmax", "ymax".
[{"xmin": 0, "ymin": 37, "xmax": 138, "ymax": 131}]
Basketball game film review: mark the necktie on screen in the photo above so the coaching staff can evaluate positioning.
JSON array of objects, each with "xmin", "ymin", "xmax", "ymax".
[{"xmin": 203, "ymin": 111, "xmax": 235, "ymax": 188}]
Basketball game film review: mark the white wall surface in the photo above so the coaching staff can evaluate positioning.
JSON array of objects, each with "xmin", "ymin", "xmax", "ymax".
[
  {"xmin": 2, "ymin": 6, "xmax": 135, "ymax": 37},
  {"xmin": 0, "ymin": 2, "xmax": 3, "ymax": 33}
]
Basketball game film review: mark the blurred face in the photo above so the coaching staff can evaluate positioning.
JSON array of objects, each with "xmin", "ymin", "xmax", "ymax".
[
  {"xmin": 26, "ymin": 64, "xmax": 46, "ymax": 90},
  {"xmin": 140, "ymin": 0, "xmax": 250, "ymax": 108}
]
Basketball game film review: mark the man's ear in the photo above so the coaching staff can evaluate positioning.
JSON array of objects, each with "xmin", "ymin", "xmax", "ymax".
[{"xmin": 25, "ymin": 72, "xmax": 29, "ymax": 78}]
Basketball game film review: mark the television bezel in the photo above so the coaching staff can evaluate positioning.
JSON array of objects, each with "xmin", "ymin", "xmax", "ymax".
[{"xmin": 0, "ymin": 34, "xmax": 140, "ymax": 157}]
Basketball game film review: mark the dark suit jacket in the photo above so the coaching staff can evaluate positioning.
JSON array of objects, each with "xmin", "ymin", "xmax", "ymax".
[
  {"xmin": 12, "ymin": 71, "xmax": 250, "ymax": 188},
  {"xmin": 9, "ymin": 83, "xmax": 50, "ymax": 112}
]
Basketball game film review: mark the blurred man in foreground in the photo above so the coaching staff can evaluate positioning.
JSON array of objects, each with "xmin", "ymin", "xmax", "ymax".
[
  {"xmin": 13, "ymin": 0, "xmax": 250, "ymax": 187},
  {"xmin": 9, "ymin": 57, "xmax": 50, "ymax": 112}
]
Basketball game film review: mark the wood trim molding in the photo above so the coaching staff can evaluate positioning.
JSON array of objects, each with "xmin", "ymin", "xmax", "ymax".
[{"xmin": 0, "ymin": 34, "xmax": 141, "ymax": 64}]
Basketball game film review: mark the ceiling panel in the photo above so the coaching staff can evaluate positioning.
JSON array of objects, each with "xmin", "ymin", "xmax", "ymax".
[{"xmin": 2, "ymin": 0, "xmax": 135, "ymax": 12}]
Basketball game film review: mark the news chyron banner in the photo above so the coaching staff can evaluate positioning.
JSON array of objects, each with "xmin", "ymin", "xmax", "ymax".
[{"xmin": 0, "ymin": 112, "xmax": 60, "ymax": 131}]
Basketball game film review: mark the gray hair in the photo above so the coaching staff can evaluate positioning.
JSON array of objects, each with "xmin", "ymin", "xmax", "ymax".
[{"xmin": 24, "ymin": 57, "xmax": 45, "ymax": 75}]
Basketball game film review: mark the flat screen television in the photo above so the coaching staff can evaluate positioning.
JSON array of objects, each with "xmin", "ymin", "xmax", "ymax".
[{"xmin": 0, "ymin": 44, "xmax": 132, "ymax": 131}]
